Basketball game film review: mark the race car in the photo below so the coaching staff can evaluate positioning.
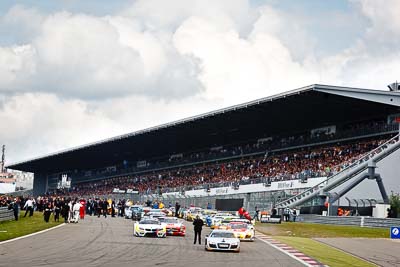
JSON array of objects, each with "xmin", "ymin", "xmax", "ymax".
[
  {"xmin": 213, "ymin": 219, "xmax": 232, "ymax": 230},
  {"xmin": 143, "ymin": 211, "xmax": 166, "ymax": 220},
  {"xmin": 211, "ymin": 214, "xmax": 240, "ymax": 229},
  {"xmin": 185, "ymin": 207, "xmax": 203, "ymax": 221},
  {"xmin": 158, "ymin": 217, "xmax": 186, "ymax": 236},
  {"xmin": 228, "ymin": 221, "xmax": 255, "ymax": 241},
  {"xmin": 205, "ymin": 230, "xmax": 240, "ymax": 252},
  {"xmin": 133, "ymin": 219, "xmax": 167, "ymax": 238},
  {"xmin": 125, "ymin": 205, "xmax": 143, "ymax": 220}
]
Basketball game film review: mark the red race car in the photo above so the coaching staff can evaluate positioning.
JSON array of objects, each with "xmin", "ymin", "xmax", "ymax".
[{"xmin": 159, "ymin": 217, "xmax": 186, "ymax": 236}]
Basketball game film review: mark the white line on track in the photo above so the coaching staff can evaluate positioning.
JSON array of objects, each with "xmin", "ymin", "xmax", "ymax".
[
  {"xmin": 256, "ymin": 232, "xmax": 327, "ymax": 267},
  {"xmin": 0, "ymin": 223, "xmax": 65, "ymax": 245}
]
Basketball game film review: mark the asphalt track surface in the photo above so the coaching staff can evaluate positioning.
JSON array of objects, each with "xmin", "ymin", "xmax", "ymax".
[
  {"xmin": 0, "ymin": 216, "xmax": 303, "ymax": 267},
  {"xmin": 316, "ymin": 237, "xmax": 400, "ymax": 267}
]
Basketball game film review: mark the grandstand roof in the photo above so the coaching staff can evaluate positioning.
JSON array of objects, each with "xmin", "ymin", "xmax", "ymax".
[{"xmin": 7, "ymin": 84, "xmax": 400, "ymax": 173}]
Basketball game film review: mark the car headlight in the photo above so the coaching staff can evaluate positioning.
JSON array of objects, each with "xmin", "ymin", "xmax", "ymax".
[
  {"xmin": 209, "ymin": 241, "xmax": 216, "ymax": 245},
  {"xmin": 139, "ymin": 227, "xmax": 145, "ymax": 230},
  {"xmin": 231, "ymin": 242, "xmax": 238, "ymax": 246}
]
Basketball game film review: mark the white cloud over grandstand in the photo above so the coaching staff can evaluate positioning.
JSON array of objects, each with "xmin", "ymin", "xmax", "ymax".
[{"xmin": 0, "ymin": 0, "xmax": 400, "ymax": 163}]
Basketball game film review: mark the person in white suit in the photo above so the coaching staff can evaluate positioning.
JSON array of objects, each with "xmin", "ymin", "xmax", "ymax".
[{"xmin": 72, "ymin": 200, "xmax": 82, "ymax": 223}]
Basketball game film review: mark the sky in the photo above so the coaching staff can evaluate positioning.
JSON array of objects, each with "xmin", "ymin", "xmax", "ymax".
[{"xmin": 1, "ymin": 0, "xmax": 400, "ymax": 165}]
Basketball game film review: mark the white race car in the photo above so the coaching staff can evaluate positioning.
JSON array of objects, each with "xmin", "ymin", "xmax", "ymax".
[
  {"xmin": 143, "ymin": 211, "xmax": 166, "ymax": 220},
  {"xmin": 133, "ymin": 219, "xmax": 166, "ymax": 238},
  {"xmin": 205, "ymin": 230, "xmax": 240, "ymax": 252}
]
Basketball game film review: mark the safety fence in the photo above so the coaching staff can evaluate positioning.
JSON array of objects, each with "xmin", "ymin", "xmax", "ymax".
[
  {"xmin": 298, "ymin": 214, "xmax": 400, "ymax": 228},
  {"xmin": 137, "ymin": 190, "xmax": 296, "ymax": 213},
  {"xmin": 0, "ymin": 207, "xmax": 14, "ymax": 222}
]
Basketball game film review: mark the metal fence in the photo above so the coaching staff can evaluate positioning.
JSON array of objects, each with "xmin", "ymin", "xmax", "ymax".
[
  {"xmin": 298, "ymin": 214, "xmax": 400, "ymax": 228},
  {"xmin": 0, "ymin": 207, "xmax": 14, "ymax": 222},
  {"xmin": 137, "ymin": 190, "xmax": 296, "ymax": 214}
]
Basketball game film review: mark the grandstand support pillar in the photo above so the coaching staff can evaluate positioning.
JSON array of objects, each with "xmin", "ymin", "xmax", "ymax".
[
  {"xmin": 329, "ymin": 161, "xmax": 389, "ymax": 205},
  {"xmin": 33, "ymin": 172, "xmax": 47, "ymax": 196},
  {"xmin": 368, "ymin": 160, "xmax": 389, "ymax": 204},
  {"xmin": 375, "ymin": 175, "xmax": 389, "ymax": 204},
  {"xmin": 245, "ymin": 193, "xmax": 251, "ymax": 212},
  {"xmin": 329, "ymin": 174, "xmax": 368, "ymax": 204}
]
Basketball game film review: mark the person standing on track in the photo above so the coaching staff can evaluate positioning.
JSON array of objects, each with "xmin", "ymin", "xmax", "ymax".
[
  {"xmin": 175, "ymin": 202, "xmax": 181, "ymax": 218},
  {"xmin": 101, "ymin": 199, "xmax": 108, "ymax": 218},
  {"xmin": 193, "ymin": 215, "xmax": 204, "ymax": 245}
]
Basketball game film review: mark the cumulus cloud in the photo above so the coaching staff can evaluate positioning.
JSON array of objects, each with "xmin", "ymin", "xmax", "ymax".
[
  {"xmin": 354, "ymin": 0, "xmax": 400, "ymax": 41},
  {"xmin": 0, "ymin": 7, "xmax": 203, "ymax": 100},
  {"xmin": 0, "ymin": 93, "xmax": 125, "ymax": 162},
  {"xmin": 318, "ymin": 0, "xmax": 400, "ymax": 89},
  {"xmin": 1, "ymin": 0, "xmax": 400, "ymax": 164},
  {"xmin": 0, "ymin": 92, "xmax": 220, "ymax": 163},
  {"xmin": 0, "ymin": 5, "xmax": 44, "ymax": 44}
]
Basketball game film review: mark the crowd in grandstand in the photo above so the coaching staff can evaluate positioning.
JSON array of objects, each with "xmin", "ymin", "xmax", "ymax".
[
  {"xmin": 77, "ymin": 120, "xmax": 396, "ymax": 181},
  {"xmin": 69, "ymin": 136, "xmax": 389, "ymax": 196}
]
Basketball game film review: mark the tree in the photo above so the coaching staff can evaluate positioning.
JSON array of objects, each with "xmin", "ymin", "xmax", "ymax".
[{"xmin": 389, "ymin": 192, "xmax": 400, "ymax": 218}]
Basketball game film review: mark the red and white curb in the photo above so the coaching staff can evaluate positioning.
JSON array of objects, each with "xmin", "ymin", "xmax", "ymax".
[{"xmin": 256, "ymin": 231, "xmax": 329, "ymax": 267}]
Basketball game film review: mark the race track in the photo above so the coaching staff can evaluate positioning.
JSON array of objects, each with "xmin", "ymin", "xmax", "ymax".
[{"xmin": 0, "ymin": 216, "xmax": 303, "ymax": 267}]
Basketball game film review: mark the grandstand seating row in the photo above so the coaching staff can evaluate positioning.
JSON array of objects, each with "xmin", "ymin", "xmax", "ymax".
[{"xmin": 69, "ymin": 134, "xmax": 391, "ymax": 196}]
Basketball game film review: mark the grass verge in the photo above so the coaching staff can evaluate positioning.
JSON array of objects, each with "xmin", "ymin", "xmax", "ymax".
[
  {"xmin": 273, "ymin": 236, "xmax": 376, "ymax": 267},
  {"xmin": 256, "ymin": 222, "xmax": 389, "ymax": 238},
  {"xmin": 0, "ymin": 211, "xmax": 63, "ymax": 241},
  {"xmin": 256, "ymin": 222, "xmax": 386, "ymax": 266}
]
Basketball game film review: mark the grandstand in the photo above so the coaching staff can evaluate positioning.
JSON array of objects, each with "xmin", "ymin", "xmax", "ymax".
[{"xmin": 6, "ymin": 84, "xmax": 400, "ymax": 211}]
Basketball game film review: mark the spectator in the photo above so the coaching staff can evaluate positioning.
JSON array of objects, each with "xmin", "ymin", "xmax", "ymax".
[
  {"xmin": 23, "ymin": 197, "xmax": 34, "ymax": 217},
  {"xmin": 12, "ymin": 198, "xmax": 19, "ymax": 221},
  {"xmin": 43, "ymin": 203, "xmax": 52, "ymax": 223},
  {"xmin": 253, "ymin": 206, "xmax": 260, "ymax": 221}
]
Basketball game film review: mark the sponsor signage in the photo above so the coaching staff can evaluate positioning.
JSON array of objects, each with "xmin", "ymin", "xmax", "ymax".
[
  {"xmin": 391, "ymin": 227, "xmax": 400, "ymax": 239},
  {"xmin": 127, "ymin": 189, "xmax": 139, "ymax": 194},
  {"xmin": 215, "ymin": 188, "xmax": 228, "ymax": 194},
  {"xmin": 113, "ymin": 188, "xmax": 126, "ymax": 193},
  {"xmin": 277, "ymin": 181, "xmax": 295, "ymax": 189}
]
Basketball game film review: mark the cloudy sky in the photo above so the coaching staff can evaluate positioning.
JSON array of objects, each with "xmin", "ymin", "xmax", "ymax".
[{"xmin": 1, "ymin": 0, "xmax": 399, "ymax": 165}]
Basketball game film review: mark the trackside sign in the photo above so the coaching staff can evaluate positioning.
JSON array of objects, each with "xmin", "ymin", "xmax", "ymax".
[{"xmin": 390, "ymin": 227, "xmax": 400, "ymax": 239}]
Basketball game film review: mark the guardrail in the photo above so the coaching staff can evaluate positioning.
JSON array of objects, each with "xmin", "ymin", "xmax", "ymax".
[
  {"xmin": 298, "ymin": 214, "xmax": 400, "ymax": 228},
  {"xmin": 0, "ymin": 207, "xmax": 14, "ymax": 222}
]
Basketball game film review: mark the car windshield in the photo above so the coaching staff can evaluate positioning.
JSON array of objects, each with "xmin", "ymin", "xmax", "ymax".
[
  {"xmin": 210, "ymin": 232, "xmax": 235, "ymax": 238},
  {"xmin": 162, "ymin": 218, "xmax": 178, "ymax": 223},
  {"xmin": 140, "ymin": 220, "xmax": 160, "ymax": 225},
  {"xmin": 230, "ymin": 223, "xmax": 247, "ymax": 229},
  {"xmin": 147, "ymin": 213, "xmax": 164, "ymax": 217}
]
